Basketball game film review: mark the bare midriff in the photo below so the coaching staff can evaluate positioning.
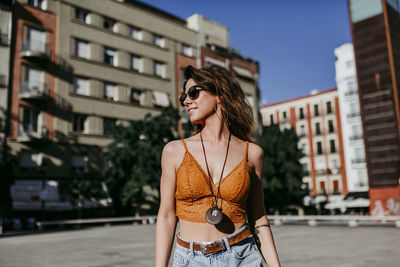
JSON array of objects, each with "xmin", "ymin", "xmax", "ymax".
[{"xmin": 178, "ymin": 219, "xmax": 246, "ymax": 242}]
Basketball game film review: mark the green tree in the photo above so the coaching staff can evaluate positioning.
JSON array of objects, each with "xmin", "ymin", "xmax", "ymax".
[
  {"xmin": 103, "ymin": 105, "xmax": 179, "ymax": 216},
  {"xmin": 256, "ymin": 124, "xmax": 306, "ymax": 214}
]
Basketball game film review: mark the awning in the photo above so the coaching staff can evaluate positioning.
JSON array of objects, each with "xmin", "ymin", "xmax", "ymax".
[
  {"xmin": 232, "ymin": 66, "xmax": 253, "ymax": 79},
  {"xmin": 152, "ymin": 91, "xmax": 170, "ymax": 107}
]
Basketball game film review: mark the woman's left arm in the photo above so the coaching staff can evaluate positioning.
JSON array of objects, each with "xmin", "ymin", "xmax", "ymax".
[{"xmin": 247, "ymin": 144, "xmax": 281, "ymax": 267}]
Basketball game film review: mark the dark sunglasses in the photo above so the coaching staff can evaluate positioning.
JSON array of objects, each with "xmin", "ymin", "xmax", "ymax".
[{"xmin": 179, "ymin": 85, "xmax": 207, "ymax": 107}]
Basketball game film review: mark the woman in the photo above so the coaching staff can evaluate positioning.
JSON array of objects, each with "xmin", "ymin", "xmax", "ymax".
[{"xmin": 155, "ymin": 65, "xmax": 281, "ymax": 267}]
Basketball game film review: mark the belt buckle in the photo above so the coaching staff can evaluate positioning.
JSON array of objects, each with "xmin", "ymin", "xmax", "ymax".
[{"xmin": 200, "ymin": 240, "xmax": 226, "ymax": 256}]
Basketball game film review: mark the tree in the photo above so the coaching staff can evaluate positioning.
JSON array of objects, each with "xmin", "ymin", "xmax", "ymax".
[
  {"xmin": 256, "ymin": 125, "xmax": 306, "ymax": 214},
  {"xmin": 103, "ymin": 105, "xmax": 179, "ymax": 216}
]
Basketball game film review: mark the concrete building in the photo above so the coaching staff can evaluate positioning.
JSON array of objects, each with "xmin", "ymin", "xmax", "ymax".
[
  {"xmin": 334, "ymin": 43, "xmax": 369, "ymax": 194},
  {"xmin": 187, "ymin": 14, "xmax": 261, "ymax": 128},
  {"xmin": 348, "ymin": 0, "xmax": 400, "ymax": 216},
  {"xmin": 260, "ymin": 89, "xmax": 347, "ymax": 205}
]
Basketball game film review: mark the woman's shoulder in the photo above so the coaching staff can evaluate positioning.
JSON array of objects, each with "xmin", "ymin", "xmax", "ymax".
[
  {"xmin": 247, "ymin": 142, "xmax": 264, "ymax": 161},
  {"xmin": 163, "ymin": 139, "xmax": 185, "ymax": 154}
]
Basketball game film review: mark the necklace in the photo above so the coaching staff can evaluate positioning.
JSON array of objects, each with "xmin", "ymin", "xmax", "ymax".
[{"xmin": 200, "ymin": 131, "xmax": 231, "ymax": 225}]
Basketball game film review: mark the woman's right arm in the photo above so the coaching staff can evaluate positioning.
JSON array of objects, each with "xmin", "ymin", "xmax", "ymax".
[{"xmin": 155, "ymin": 141, "xmax": 179, "ymax": 267}]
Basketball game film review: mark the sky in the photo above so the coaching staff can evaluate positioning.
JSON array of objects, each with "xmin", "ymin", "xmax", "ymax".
[{"xmin": 139, "ymin": 0, "xmax": 352, "ymax": 106}]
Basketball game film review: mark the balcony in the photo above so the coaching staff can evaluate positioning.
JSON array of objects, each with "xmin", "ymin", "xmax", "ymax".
[
  {"xmin": 351, "ymin": 158, "xmax": 365, "ymax": 164},
  {"xmin": 19, "ymin": 81, "xmax": 50, "ymax": 101},
  {"xmin": 21, "ymin": 40, "xmax": 51, "ymax": 61},
  {"xmin": 350, "ymin": 135, "xmax": 363, "ymax": 141},
  {"xmin": 18, "ymin": 125, "xmax": 49, "ymax": 142}
]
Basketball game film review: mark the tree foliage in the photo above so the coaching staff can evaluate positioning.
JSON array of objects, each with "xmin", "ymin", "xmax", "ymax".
[
  {"xmin": 256, "ymin": 125, "xmax": 306, "ymax": 213},
  {"xmin": 103, "ymin": 105, "xmax": 179, "ymax": 216}
]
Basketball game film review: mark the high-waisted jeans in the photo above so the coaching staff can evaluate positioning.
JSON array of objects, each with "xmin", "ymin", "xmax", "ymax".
[{"xmin": 173, "ymin": 227, "xmax": 263, "ymax": 267}]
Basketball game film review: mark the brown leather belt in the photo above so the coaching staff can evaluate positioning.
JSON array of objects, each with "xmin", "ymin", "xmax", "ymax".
[{"xmin": 176, "ymin": 226, "xmax": 252, "ymax": 256}]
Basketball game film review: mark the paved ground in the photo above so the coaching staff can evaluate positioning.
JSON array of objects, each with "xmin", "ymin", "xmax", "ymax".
[{"xmin": 0, "ymin": 224, "xmax": 399, "ymax": 267}]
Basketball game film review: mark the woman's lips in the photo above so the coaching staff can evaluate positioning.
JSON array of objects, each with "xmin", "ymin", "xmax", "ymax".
[{"xmin": 187, "ymin": 107, "xmax": 197, "ymax": 114}]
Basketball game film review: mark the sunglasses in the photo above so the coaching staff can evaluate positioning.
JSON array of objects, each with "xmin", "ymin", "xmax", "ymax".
[{"xmin": 179, "ymin": 85, "xmax": 207, "ymax": 107}]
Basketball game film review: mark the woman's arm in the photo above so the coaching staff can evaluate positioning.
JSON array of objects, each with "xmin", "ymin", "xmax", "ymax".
[
  {"xmin": 155, "ymin": 141, "xmax": 179, "ymax": 267},
  {"xmin": 247, "ymin": 144, "xmax": 281, "ymax": 267}
]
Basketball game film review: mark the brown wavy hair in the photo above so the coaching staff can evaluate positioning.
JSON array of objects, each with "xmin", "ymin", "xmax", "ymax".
[{"xmin": 183, "ymin": 65, "xmax": 256, "ymax": 141}]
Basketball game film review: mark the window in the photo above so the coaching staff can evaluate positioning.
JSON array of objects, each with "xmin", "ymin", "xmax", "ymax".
[
  {"xmin": 315, "ymin": 122, "xmax": 321, "ymax": 135},
  {"xmin": 182, "ymin": 44, "xmax": 192, "ymax": 56},
  {"xmin": 319, "ymin": 181, "xmax": 326, "ymax": 195},
  {"xmin": 103, "ymin": 17, "xmax": 116, "ymax": 32},
  {"xmin": 131, "ymin": 54, "xmax": 141, "ymax": 72},
  {"xmin": 72, "ymin": 113, "xmax": 87, "ymax": 133},
  {"xmin": 130, "ymin": 26, "xmax": 142, "ymax": 40},
  {"xmin": 326, "ymin": 101, "xmax": 332, "ymax": 113},
  {"xmin": 104, "ymin": 47, "xmax": 116, "ymax": 66},
  {"xmin": 302, "ymin": 163, "xmax": 309, "ymax": 175},
  {"xmin": 283, "ymin": 111, "xmax": 287, "ymax": 119},
  {"xmin": 28, "ymin": 0, "xmax": 45, "ymax": 9},
  {"xmin": 314, "ymin": 104, "xmax": 319, "ymax": 116},
  {"xmin": 333, "ymin": 180, "xmax": 339, "ymax": 194},
  {"xmin": 152, "ymin": 91, "xmax": 170, "ymax": 107},
  {"xmin": 71, "ymin": 155, "xmax": 87, "ymax": 172},
  {"xmin": 300, "ymin": 125, "xmax": 305, "ymax": 136},
  {"xmin": 317, "ymin": 141, "xmax": 323, "ymax": 155},
  {"xmin": 26, "ymin": 26, "xmax": 46, "ymax": 53},
  {"xmin": 301, "ymin": 143, "xmax": 307, "ymax": 155},
  {"xmin": 23, "ymin": 66, "xmax": 45, "ymax": 94},
  {"xmin": 269, "ymin": 114, "xmax": 274, "ymax": 125},
  {"xmin": 153, "ymin": 34, "xmax": 164, "ymax": 47},
  {"xmin": 103, "ymin": 117, "xmax": 116, "ymax": 135},
  {"xmin": 299, "ymin": 107, "xmax": 304, "ymax": 119},
  {"xmin": 75, "ymin": 7, "xmax": 89, "ymax": 23},
  {"xmin": 130, "ymin": 88, "xmax": 143, "ymax": 104},
  {"xmin": 21, "ymin": 106, "xmax": 39, "ymax": 135},
  {"xmin": 73, "ymin": 77, "xmax": 89, "ymax": 95},
  {"xmin": 154, "ymin": 61, "xmax": 164, "ymax": 78},
  {"xmin": 104, "ymin": 82, "xmax": 117, "ymax": 101},
  {"xmin": 328, "ymin": 120, "xmax": 334, "ymax": 133},
  {"xmin": 330, "ymin": 140, "xmax": 336, "ymax": 153},
  {"xmin": 74, "ymin": 38, "xmax": 89, "ymax": 59}
]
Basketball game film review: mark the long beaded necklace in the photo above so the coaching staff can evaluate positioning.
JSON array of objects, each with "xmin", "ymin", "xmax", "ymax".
[{"xmin": 200, "ymin": 131, "xmax": 232, "ymax": 225}]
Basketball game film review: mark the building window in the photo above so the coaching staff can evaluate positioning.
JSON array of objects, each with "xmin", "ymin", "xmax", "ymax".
[
  {"xmin": 130, "ymin": 26, "xmax": 142, "ymax": 40},
  {"xmin": 23, "ymin": 66, "xmax": 45, "ymax": 94},
  {"xmin": 299, "ymin": 107, "xmax": 304, "ymax": 119},
  {"xmin": 299, "ymin": 125, "xmax": 305, "ymax": 136},
  {"xmin": 74, "ymin": 38, "xmax": 89, "ymax": 59},
  {"xmin": 301, "ymin": 143, "xmax": 307, "ymax": 155},
  {"xmin": 131, "ymin": 54, "xmax": 141, "ymax": 72},
  {"xmin": 130, "ymin": 88, "xmax": 143, "ymax": 104},
  {"xmin": 315, "ymin": 122, "xmax": 321, "ymax": 135},
  {"xmin": 326, "ymin": 101, "xmax": 332, "ymax": 113},
  {"xmin": 103, "ymin": 117, "xmax": 116, "ymax": 135},
  {"xmin": 333, "ymin": 180, "xmax": 340, "ymax": 194},
  {"xmin": 269, "ymin": 114, "xmax": 274, "ymax": 125},
  {"xmin": 330, "ymin": 140, "xmax": 336, "ymax": 153},
  {"xmin": 103, "ymin": 17, "xmax": 116, "ymax": 32},
  {"xmin": 283, "ymin": 111, "xmax": 287, "ymax": 120},
  {"xmin": 71, "ymin": 155, "xmax": 87, "ymax": 172},
  {"xmin": 104, "ymin": 47, "xmax": 116, "ymax": 66},
  {"xmin": 72, "ymin": 113, "xmax": 87, "ymax": 133},
  {"xmin": 302, "ymin": 163, "xmax": 309, "ymax": 175},
  {"xmin": 317, "ymin": 141, "xmax": 323, "ymax": 155},
  {"xmin": 21, "ymin": 106, "xmax": 39, "ymax": 135},
  {"xmin": 154, "ymin": 61, "xmax": 164, "ymax": 78},
  {"xmin": 28, "ymin": 0, "xmax": 45, "ymax": 9},
  {"xmin": 314, "ymin": 104, "xmax": 319, "ymax": 116},
  {"xmin": 73, "ymin": 77, "xmax": 89, "ymax": 96},
  {"xmin": 153, "ymin": 34, "xmax": 164, "ymax": 47},
  {"xmin": 25, "ymin": 26, "xmax": 46, "ymax": 54},
  {"xmin": 182, "ymin": 44, "xmax": 192, "ymax": 56},
  {"xmin": 152, "ymin": 91, "xmax": 170, "ymax": 108},
  {"xmin": 104, "ymin": 82, "xmax": 117, "ymax": 101},
  {"xmin": 319, "ymin": 181, "xmax": 326, "ymax": 195},
  {"xmin": 75, "ymin": 7, "xmax": 89, "ymax": 23},
  {"xmin": 328, "ymin": 120, "xmax": 334, "ymax": 133}
]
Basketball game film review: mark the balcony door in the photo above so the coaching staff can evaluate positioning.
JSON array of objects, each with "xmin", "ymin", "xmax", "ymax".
[
  {"xmin": 26, "ymin": 27, "xmax": 46, "ymax": 53},
  {"xmin": 24, "ymin": 66, "xmax": 45, "ymax": 93}
]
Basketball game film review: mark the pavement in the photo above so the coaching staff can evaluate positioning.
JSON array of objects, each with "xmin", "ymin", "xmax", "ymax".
[{"xmin": 0, "ymin": 224, "xmax": 399, "ymax": 267}]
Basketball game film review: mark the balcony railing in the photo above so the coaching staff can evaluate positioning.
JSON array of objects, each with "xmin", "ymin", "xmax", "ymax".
[
  {"xmin": 21, "ymin": 40, "xmax": 51, "ymax": 60},
  {"xmin": 347, "ymin": 112, "xmax": 360, "ymax": 118},
  {"xmin": 350, "ymin": 135, "xmax": 363, "ymax": 141},
  {"xmin": 18, "ymin": 125, "xmax": 48, "ymax": 142},
  {"xmin": 19, "ymin": 81, "xmax": 50, "ymax": 100},
  {"xmin": 352, "ymin": 158, "xmax": 365, "ymax": 164}
]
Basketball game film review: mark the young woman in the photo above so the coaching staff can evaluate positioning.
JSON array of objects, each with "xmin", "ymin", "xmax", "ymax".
[{"xmin": 155, "ymin": 65, "xmax": 281, "ymax": 267}]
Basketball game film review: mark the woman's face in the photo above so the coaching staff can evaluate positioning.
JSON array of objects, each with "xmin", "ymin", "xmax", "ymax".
[{"xmin": 183, "ymin": 78, "xmax": 218, "ymax": 124}]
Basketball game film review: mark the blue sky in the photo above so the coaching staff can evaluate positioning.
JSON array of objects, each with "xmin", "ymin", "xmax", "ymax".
[{"xmin": 139, "ymin": 0, "xmax": 352, "ymax": 106}]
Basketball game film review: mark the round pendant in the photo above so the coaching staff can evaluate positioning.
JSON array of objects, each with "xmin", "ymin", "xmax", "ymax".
[{"xmin": 205, "ymin": 206, "xmax": 223, "ymax": 225}]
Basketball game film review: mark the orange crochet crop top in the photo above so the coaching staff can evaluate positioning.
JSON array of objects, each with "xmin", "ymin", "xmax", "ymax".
[{"xmin": 175, "ymin": 139, "xmax": 251, "ymax": 223}]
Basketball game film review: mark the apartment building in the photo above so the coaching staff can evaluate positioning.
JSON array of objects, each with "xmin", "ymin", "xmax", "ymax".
[
  {"xmin": 335, "ymin": 43, "xmax": 369, "ymax": 194},
  {"xmin": 187, "ymin": 14, "xmax": 261, "ymax": 128},
  {"xmin": 260, "ymin": 89, "xmax": 347, "ymax": 203},
  {"xmin": 6, "ymin": 0, "xmax": 197, "ymax": 213},
  {"xmin": 348, "ymin": 0, "xmax": 400, "ymax": 215}
]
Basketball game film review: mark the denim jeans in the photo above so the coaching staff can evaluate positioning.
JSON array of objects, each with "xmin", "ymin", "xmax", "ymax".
[{"xmin": 173, "ymin": 234, "xmax": 263, "ymax": 267}]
